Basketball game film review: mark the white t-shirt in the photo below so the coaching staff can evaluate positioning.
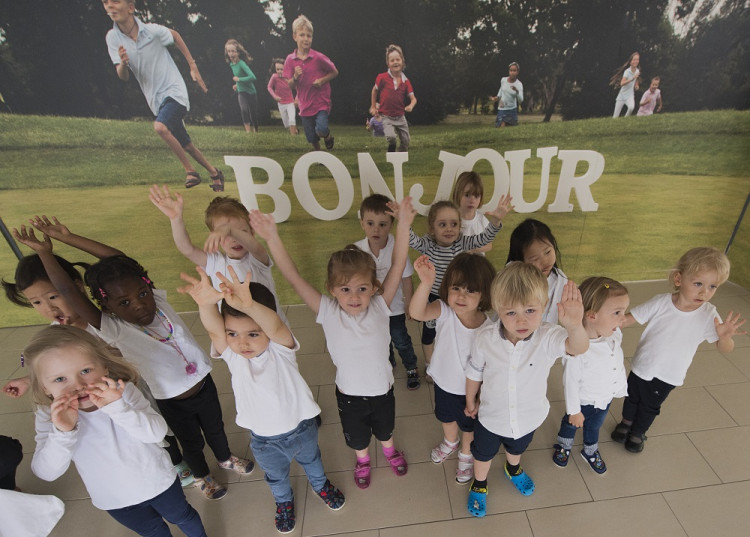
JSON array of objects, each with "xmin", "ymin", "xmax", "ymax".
[
  {"xmin": 428, "ymin": 300, "xmax": 492, "ymax": 395},
  {"xmin": 106, "ymin": 18, "xmax": 189, "ymax": 116},
  {"xmin": 460, "ymin": 212, "xmax": 491, "ymax": 256},
  {"xmin": 630, "ymin": 293, "xmax": 720, "ymax": 386},
  {"xmin": 317, "ymin": 295, "xmax": 394, "ymax": 396},
  {"xmin": 496, "ymin": 77, "xmax": 524, "ymax": 110},
  {"xmin": 467, "ymin": 321, "xmax": 568, "ymax": 438},
  {"xmin": 94, "ymin": 289, "xmax": 211, "ymax": 400},
  {"xmin": 562, "ymin": 328, "xmax": 627, "ymax": 414},
  {"xmin": 220, "ymin": 339, "xmax": 320, "ymax": 436},
  {"xmin": 31, "ymin": 382, "xmax": 175, "ymax": 510},
  {"xmin": 354, "ymin": 235, "xmax": 414, "ymax": 315},
  {"xmin": 543, "ymin": 268, "xmax": 569, "ymax": 325},
  {"xmin": 616, "ymin": 67, "xmax": 639, "ymax": 101}
]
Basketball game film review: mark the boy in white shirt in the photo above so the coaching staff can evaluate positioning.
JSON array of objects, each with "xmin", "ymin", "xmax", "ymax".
[
  {"xmin": 180, "ymin": 266, "xmax": 344, "ymax": 534},
  {"xmin": 465, "ymin": 262, "xmax": 588, "ymax": 518}
]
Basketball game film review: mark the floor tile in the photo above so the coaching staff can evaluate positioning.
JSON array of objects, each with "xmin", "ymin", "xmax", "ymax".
[
  {"xmin": 706, "ymin": 382, "xmax": 750, "ymax": 425},
  {"xmin": 682, "ymin": 349, "xmax": 748, "ymax": 388},
  {"xmin": 297, "ymin": 352, "xmax": 337, "ymax": 387},
  {"xmin": 639, "ymin": 386, "xmax": 736, "ymax": 436},
  {"xmin": 664, "ymin": 481, "xmax": 750, "ymax": 537},
  {"xmin": 380, "ymin": 511, "xmax": 533, "ymax": 537},
  {"xmin": 687, "ymin": 426, "xmax": 750, "ymax": 482}
]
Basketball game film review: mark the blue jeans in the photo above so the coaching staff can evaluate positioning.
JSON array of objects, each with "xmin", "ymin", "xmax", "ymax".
[
  {"xmin": 389, "ymin": 314, "xmax": 417, "ymax": 370},
  {"xmin": 301, "ymin": 110, "xmax": 329, "ymax": 143},
  {"xmin": 557, "ymin": 403, "xmax": 610, "ymax": 447},
  {"xmin": 107, "ymin": 478, "xmax": 206, "ymax": 537},
  {"xmin": 251, "ymin": 418, "xmax": 327, "ymax": 503}
]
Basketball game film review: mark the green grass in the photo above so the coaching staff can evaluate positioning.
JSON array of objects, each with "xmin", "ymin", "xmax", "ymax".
[{"xmin": 1, "ymin": 111, "xmax": 748, "ymax": 327}]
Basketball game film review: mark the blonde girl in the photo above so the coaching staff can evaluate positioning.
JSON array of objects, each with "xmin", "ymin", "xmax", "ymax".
[
  {"xmin": 225, "ymin": 39, "xmax": 258, "ymax": 133},
  {"xmin": 27, "ymin": 325, "xmax": 207, "ymax": 537},
  {"xmin": 248, "ymin": 197, "xmax": 415, "ymax": 489},
  {"xmin": 451, "ymin": 171, "xmax": 491, "ymax": 255},
  {"xmin": 267, "ymin": 58, "xmax": 298, "ymax": 134},
  {"xmin": 610, "ymin": 52, "xmax": 641, "ymax": 117},
  {"xmin": 410, "ymin": 253, "xmax": 496, "ymax": 484}
]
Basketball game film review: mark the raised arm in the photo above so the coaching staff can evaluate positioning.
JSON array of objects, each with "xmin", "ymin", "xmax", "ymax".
[
  {"xmin": 204, "ymin": 217, "xmax": 270, "ymax": 266},
  {"xmin": 178, "ymin": 266, "xmax": 228, "ymax": 354},
  {"xmin": 249, "ymin": 211, "xmax": 322, "ymax": 314},
  {"xmin": 381, "ymin": 197, "xmax": 416, "ymax": 306},
  {"xmin": 715, "ymin": 311, "xmax": 746, "ymax": 354},
  {"xmin": 409, "ymin": 255, "xmax": 441, "ymax": 321},
  {"xmin": 169, "ymin": 29, "xmax": 207, "ymax": 93},
  {"xmin": 149, "ymin": 185, "xmax": 207, "ymax": 266},
  {"xmin": 30, "ymin": 215, "xmax": 123, "ymax": 259},
  {"xmin": 557, "ymin": 280, "xmax": 589, "ymax": 356},
  {"xmin": 483, "ymin": 194, "xmax": 514, "ymax": 227}
]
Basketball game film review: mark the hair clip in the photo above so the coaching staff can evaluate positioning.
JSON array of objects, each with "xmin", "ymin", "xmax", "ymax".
[
  {"xmin": 20, "ymin": 353, "xmax": 24, "ymax": 367},
  {"xmin": 142, "ymin": 276, "xmax": 152, "ymax": 285},
  {"xmin": 99, "ymin": 287, "xmax": 107, "ymax": 299},
  {"xmin": 604, "ymin": 283, "xmax": 610, "ymax": 289}
]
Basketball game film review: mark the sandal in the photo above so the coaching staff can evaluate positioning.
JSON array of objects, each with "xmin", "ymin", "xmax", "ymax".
[
  {"xmin": 210, "ymin": 169, "xmax": 225, "ymax": 192},
  {"xmin": 354, "ymin": 461, "xmax": 371, "ymax": 489},
  {"xmin": 431, "ymin": 439, "xmax": 458, "ymax": 464},
  {"xmin": 185, "ymin": 171, "xmax": 202, "ymax": 188},
  {"xmin": 386, "ymin": 450, "xmax": 408, "ymax": 476},
  {"xmin": 467, "ymin": 486, "xmax": 487, "ymax": 517},
  {"xmin": 504, "ymin": 465, "xmax": 535, "ymax": 496}
]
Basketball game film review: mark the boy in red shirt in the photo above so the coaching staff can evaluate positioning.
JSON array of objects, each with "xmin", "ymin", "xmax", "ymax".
[{"xmin": 370, "ymin": 44, "xmax": 417, "ymax": 152}]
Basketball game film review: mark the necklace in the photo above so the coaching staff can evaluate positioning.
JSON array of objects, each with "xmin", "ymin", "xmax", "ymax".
[
  {"xmin": 141, "ymin": 309, "xmax": 197, "ymax": 375},
  {"xmin": 120, "ymin": 19, "xmax": 137, "ymax": 39}
]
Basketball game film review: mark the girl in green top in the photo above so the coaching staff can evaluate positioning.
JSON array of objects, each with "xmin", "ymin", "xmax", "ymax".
[{"xmin": 225, "ymin": 39, "xmax": 259, "ymax": 132}]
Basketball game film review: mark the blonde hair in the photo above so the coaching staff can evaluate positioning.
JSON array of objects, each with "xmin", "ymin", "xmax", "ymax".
[
  {"xmin": 385, "ymin": 44, "xmax": 405, "ymax": 68},
  {"xmin": 427, "ymin": 201, "xmax": 460, "ymax": 238},
  {"xmin": 578, "ymin": 277, "xmax": 628, "ymax": 315},
  {"xmin": 224, "ymin": 39, "xmax": 252, "ymax": 63},
  {"xmin": 292, "ymin": 15, "xmax": 313, "ymax": 35},
  {"xmin": 451, "ymin": 171, "xmax": 484, "ymax": 208},
  {"xmin": 669, "ymin": 247, "xmax": 730, "ymax": 291},
  {"xmin": 24, "ymin": 325, "xmax": 139, "ymax": 407},
  {"xmin": 204, "ymin": 196, "xmax": 250, "ymax": 230},
  {"xmin": 326, "ymin": 245, "xmax": 381, "ymax": 293},
  {"xmin": 491, "ymin": 262, "xmax": 548, "ymax": 312}
]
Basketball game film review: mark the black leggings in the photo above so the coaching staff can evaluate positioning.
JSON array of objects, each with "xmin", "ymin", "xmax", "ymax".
[
  {"xmin": 0, "ymin": 435, "xmax": 23, "ymax": 490},
  {"xmin": 237, "ymin": 92, "xmax": 258, "ymax": 129}
]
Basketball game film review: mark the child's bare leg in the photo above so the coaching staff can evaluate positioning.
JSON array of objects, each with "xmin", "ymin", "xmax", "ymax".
[
  {"xmin": 505, "ymin": 452, "xmax": 521, "ymax": 466},
  {"xmin": 442, "ymin": 422, "xmax": 460, "ymax": 446},
  {"xmin": 154, "ymin": 121, "xmax": 194, "ymax": 173},
  {"xmin": 474, "ymin": 459, "xmax": 491, "ymax": 481},
  {"xmin": 243, "ymin": 123, "xmax": 252, "ymax": 133},
  {"xmin": 380, "ymin": 439, "xmax": 394, "ymax": 449},
  {"xmin": 311, "ymin": 141, "xmax": 321, "ymax": 151},
  {"xmin": 183, "ymin": 143, "xmax": 219, "ymax": 177},
  {"xmin": 289, "ymin": 126, "xmax": 298, "ymax": 135},
  {"xmin": 355, "ymin": 447, "xmax": 370, "ymax": 459},
  {"xmin": 460, "ymin": 431, "xmax": 474, "ymax": 455}
]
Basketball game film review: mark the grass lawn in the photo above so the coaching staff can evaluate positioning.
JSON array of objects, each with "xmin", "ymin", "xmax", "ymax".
[{"xmin": 1, "ymin": 110, "xmax": 748, "ymax": 327}]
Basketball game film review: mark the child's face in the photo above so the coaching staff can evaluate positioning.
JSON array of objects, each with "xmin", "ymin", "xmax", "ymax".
[
  {"xmin": 431, "ymin": 207, "xmax": 461, "ymax": 247},
  {"xmin": 387, "ymin": 51, "xmax": 404, "ymax": 74},
  {"xmin": 294, "ymin": 28, "xmax": 313, "ymax": 53},
  {"xmin": 649, "ymin": 79, "xmax": 660, "ymax": 91},
  {"xmin": 226, "ymin": 45, "xmax": 239, "ymax": 62},
  {"xmin": 360, "ymin": 210, "xmax": 392, "ymax": 250},
  {"xmin": 508, "ymin": 64, "xmax": 519, "ymax": 80},
  {"xmin": 522, "ymin": 238, "xmax": 556, "ymax": 277},
  {"xmin": 329, "ymin": 272, "xmax": 377, "ymax": 316},
  {"xmin": 213, "ymin": 216, "xmax": 251, "ymax": 260},
  {"xmin": 630, "ymin": 54, "xmax": 640, "ymax": 68},
  {"xmin": 275, "ymin": 63, "xmax": 284, "ymax": 76},
  {"xmin": 224, "ymin": 315, "xmax": 270, "ymax": 359},
  {"xmin": 497, "ymin": 301, "xmax": 545, "ymax": 345},
  {"xmin": 23, "ymin": 280, "xmax": 82, "ymax": 326},
  {"xmin": 459, "ymin": 186, "xmax": 481, "ymax": 215},
  {"xmin": 585, "ymin": 294, "xmax": 630, "ymax": 338},
  {"xmin": 447, "ymin": 284, "xmax": 482, "ymax": 319},
  {"xmin": 102, "ymin": 277, "xmax": 157, "ymax": 326},
  {"xmin": 37, "ymin": 345, "xmax": 107, "ymax": 412},
  {"xmin": 102, "ymin": 0, "xmax": 134, "ymax": 23},
  {"xmin": 673, "ymin": 269, "xmax": 721, "ymax": 311}
]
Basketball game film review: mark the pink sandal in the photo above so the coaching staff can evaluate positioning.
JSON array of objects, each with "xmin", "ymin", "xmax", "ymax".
[
  {"xmin": 354, "ymin": 461, "xmax": 371, "ymax": 489},
  {"xmin": 386, "ymin": 450, "xmax": 408, "ymax": 477}
]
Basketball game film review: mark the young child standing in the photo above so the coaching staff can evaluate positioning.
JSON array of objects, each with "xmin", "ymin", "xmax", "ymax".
[
  {"xmin": 267, "ymin": 58, "xmax": 298, "ymax": 135},
  {"xmin": 410, "ymin": 253, "xmax": 496, "ymax": 485},
  {"xmin": 283, "ymin": 15, "xmax": 338, "ymax": 151},
  {"xmin": 27, "ymin": 325, "xmax": 207, "ymax": 536},
  {"xmin": 637, "ymin": 76, "xmax": 663, "ymax": 116},
  {"xmin": 369, "ymin": 44, "xmax": 417, "ymax": 152},
  {"xmin": 612, "ymin": 247, "xmax": 746, "ymax": 453},
  {"xmin": 248, "ymin": 197, "xmax": 416, "ymax": 489},
  {"xmin": 180, "ymin": 267, "xmax": 344, "ymax": 534},
  {"xmin": 451, "ymin": 171, "xmax": 491, "ymax": 255},
  {"xmin": 103, "ymin": 0, "xmax": 224, "ymax": 191},
  {"xmin": 610, "ymin": 52, "xmax": 641, "ymax": 118},
  {"xmin": 552, "ymin": 277, "xmax": 630, "ymax": 474},
  {"xmin": 465, "ymin": 262, "xmax": 588, "ymax": 517},
  {"xmin": 225, "ymin": 39, "xmax": 259, "ymax": 133},
  {"xmin": 355, "ymin": 194, "xmax": 420, "ymax": 389},
  {"xmin": 490, "ymin": 62, "xmax": 523, "ymax": 127},
  {"xmin": 507, "ymin": 218, "xmax": 568, "ymax": 325}
]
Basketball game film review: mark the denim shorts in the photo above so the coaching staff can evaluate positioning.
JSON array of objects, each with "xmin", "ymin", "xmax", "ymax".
[
  {"xmin": 156, "ymin": 97, "xmax": 191, "ymax": 147},
  {"xmin": 471, "ymin": 419, "xmax": 535, "ymax": 462},
  {"xmin": 301, "ymin": 110, "xmax": 329, "ymax": 143},
  {"xmin": 434, "ymin": 383, "xmax": 475, "ymax": 432},
  {"xmin": 495, "ymin": 107, "xmax": 519, "ymax": 127}
]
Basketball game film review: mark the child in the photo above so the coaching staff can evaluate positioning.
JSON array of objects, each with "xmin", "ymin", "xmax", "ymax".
[
  {"xmin": 225, "ymin": 39, "xmax": 259, "ymax": 133},
  {"xmin": 507, "ymin": 218, "xmax": 568, "ymax": 324},
  {"xmin": 248, "ymin": 196, "xmax": 416, "ymax": 489},
  {"xmin": 180, "ymin": 267, "xmax": 345, "ymax": 534},
  {"xmin": 267, "ymin": 58, "xmax": 298, "ymax": 135},
  {"xmin": 451, "ymin": 171, "xmax": 491, "ymax": 255},
  {"xmin": 410, "ymin": 253, "xmax": 496, "ymax": 484},
  {"xmin": 552, "ymin": 277, "xmax": 629, "ymax": 474},
  {"xmin": 103, "ymin": 0, "xmax": 224, "ymax": 191},
  {"xmin": 637, "ymin": 76, "xmax": 663, "ymax": 116},
  {"xmin": 283, "ymin": 15, "xmax": 338, "ymax": 151},
  {"xmin": 465, "ymin": 262, "xmax": 588, "ymax": 517},
  {"xmin": 490, "ymin": 62, "xmax": 523, "ymax": 127},
  {"xmin": 369, "ymin": 44, "xmax": 417, "ymax": 152},
  {"xmin": 612, "ymin": 247, "xmax": 746, "ymax": 453},
  {"xmin": 366, "ymin": 114, "xmax": 385, "ymax": 137},
  {"xmin": 355, "ymin": 194, "xmax": 419, "ymax": 389},
  {"xmin": 27, "ymin": 325, "xmax": 207, "ymax": 536},
  {"xmin": 149, "ymin": 185, "xmax": 286, "ymax": 323},
  {"xmin": 610, "ymin": 52, "xmax": 641, "ymax": 118}
]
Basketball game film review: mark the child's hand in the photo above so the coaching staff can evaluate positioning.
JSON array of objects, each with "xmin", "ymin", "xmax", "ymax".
[
  {"xmin": 413, "ymin": 255, "xmax": 436, "ymax": 285},
  {"xmin": 2, "ymin": 377, "xmax": 31, "ymax": 399},
  {"xmin": 86, "ymin": 377, "xmax": 124, "ymax": 408},
  {"xmin": 13, "ymin": 225, "xmax": 52, "ymax": 254},
  {"xmin": 50, "ymin": 393, "xmax": 79, "ymax": 432},
  {"xmin": 293, "ymin": 66, "xmax": 303, "ymax": 80},
  {"xmin": 568, "ymin": 412, "xmax": 585, "ymax": 428},
  {"xmin": 216, "ymin": 266, "xmax": 254, "ymax": 312},
  {"xmin": 232, "ymin": 76, "xmax": 240, "ymax": 82},
  {"xmin": 118, "ymin": 45, "xmax": 129, "ymax": 65},
  {"xmin": 387, "ymin": 197, "xmax": 416, "ymax": 225},
  {"xmin": 312, "ymin": 78, "xmax": 324, "ymax": 88},
  {"xmin": 191, "ymin": 65, "xmax": 208, "ymax": 93},
  {"xmin": 275, "ymin": 96, "xmax": 282, "ymax": 102},
  {"xmin": 404, "ymin": 104, "xmax": 414, "ymax": 113},
  {"xmin": 149, "ymin": 184, "xmax": 184, "ymax": 220},
  {"xmin": 248, "ymin": 210, "xmax": 278, "ymax": 241},
  {"xmin": 203, "ymin": 224, "xmax": 229, "ymax": 254},
  {"xmin": 178, "ymin": 267, "xmax": 223, "ymax": 307},
  {"xmin": 557, "ymin": 280, "xmax": 584, "ymax": 329},
  {"xmin": 484, "ymin": 194, "xmax": 514, "ymax": 225},
  {"xmin": 232, "ymin": 84, "xmax": 237, "ymax": 92},
  {"xmin": 715, "ymin": 311, "xmax": 747, "ymax": 340},
  {"xmin": 490, "ymin": 96, "xmax": 498, "ymax": 102},
  {"xmin": 29, "ymin": 215, "xmax": 70, "ymax": 240},
  {"xmin": 464, "ymin": 398, "xmax": 479, "ymax": 418}
]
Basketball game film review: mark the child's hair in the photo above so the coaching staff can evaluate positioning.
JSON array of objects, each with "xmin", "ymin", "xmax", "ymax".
[
  {"xmin": 651, "ymin": 76, "xmax": 661, "ymax": 84},
  {"xmin": 506, "ymin": 218, "xmax": 562, "ymax": 269},
  {"xmin": 24, "ymin": 325, "xmax": 139, "ymax": 406},
  {"xmin": 509, "ymin": 61, "xmax": 520, "ymax": 70},
  {"xmin": 85, "ymin": 255, "xmax": 153, "ymax": 307},
  {"xmin": 269, "ymin": 57, "xmax": 285, "ymax": 75},
  {"xmin": 3, "ymin": 254, "xmax": 88, "ymax": 308},
  {"xmin": 292, "ymin": 14, "xmax": 313, "ymax": 35},
  {"xmin": 609, "ymin": 52, "xmax": 640, "ymax": 87},
  {"xmin": 491, "ymin": 262, "xmax": 548, "ymax": 312},
  {"xmin": 578, "ymin": 277, "xmax": 629, "ymax": 315},
  {"xmin": 451, "ymin": 171, "xmax": 484, "ymax": 208},
  {"xmin": 669, "ymin": 247, "xmax": 730, "ymax": 290},
  {"xmin": 221, "ymin": 282, "xmax": 277, "ymax": 319},
  {"xmin": 385, "ymin": 44, "xmax": 405, "ymax": 68},
  {"xmin": 326, "ymin": 245, "xmax": 381, "ymax": 293},
  {"xmin": 427, "ymin": 201, "xmax": 460, "ymax": 236},
  {"xmin": 439, "ymin": 253, "xmax": 496, "ymax": 312},
  {"xmin": 204, "ymin": 196, "xmax": 250, "ymax": 230},
  {"xmin": 224, "ymin": 39, "xmax": 252, "ymax": 63},
  {"xmin": 359, "ymin": 193, "xmax": 392, "ymax": 220}
]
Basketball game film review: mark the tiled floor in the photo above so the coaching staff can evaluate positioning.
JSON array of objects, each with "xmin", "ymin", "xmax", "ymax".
[{"xmin": 2, "ymin": 280, "xmax": 749, "ymax": 537}]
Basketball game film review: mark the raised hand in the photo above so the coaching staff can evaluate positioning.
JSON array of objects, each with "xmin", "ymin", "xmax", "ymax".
[
  {"xmin": 50, "ymin": 393, "xmax": 79, "ymax": 432},
  {"xmin": 178, "ymin": 267, "xmax": 223, "ymax": 307},
  {"xmin": 484, "ymin": 194, "xmax": 514, "ymax": 225},
  {"xmin": 248, "ymin": 210, "xmax": 278, "ymax": 241},
  {"xmin": 557, "ymin": 280, "xmax": 584, "ymax": 329},
  {"xmin": 13, "ymin": 225, "xmax": 52, "ymax": 254},
  {"xmin": 86, "ymin": 377, "xmax": 124, "ymax": 408},
  {"xmin": 216, "ymin": 266, "xmax": 254, "ymax": 312},
  {"xmin": 413, "ymin": 255, "xmax": 436, "ymax": 285},
  {"xmin": 29, "ymin": 215, "xmax": 70, "ymax": 240},
  {"xmin": 2, "ymin": 377, "xmax": 31, "ymax": 399},
  {"xmin": 715, "ymin": 311, "xmax": 747, "ymax": 340},
  {"xmin": 149, "ymin": 184, "xmax": 184, "ymax": 220},
  {"xmin": 203, "ymin": 225, "xmax": 229, "ymax": 254},
  {"xmin": 118, "ymin": 45, "xmax": 129, "ymax": 66}
]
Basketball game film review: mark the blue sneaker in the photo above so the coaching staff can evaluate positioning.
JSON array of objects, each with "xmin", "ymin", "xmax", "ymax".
[
  {"xmin": 552, "ymin": 444, "xmax": 570, "ymax": 468},
  {"xmin": 581, "ymin": 449, "xmax": 607, "ymax": 474}
]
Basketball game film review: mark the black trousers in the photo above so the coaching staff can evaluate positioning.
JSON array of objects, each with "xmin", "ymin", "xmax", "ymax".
[
  {"xmin": 0, "ymin": 435, "xmax": 23, "ymax": 490},
  {"xmin": 621, "ymin": 372, "xmax": 676, "ymax": 437}
]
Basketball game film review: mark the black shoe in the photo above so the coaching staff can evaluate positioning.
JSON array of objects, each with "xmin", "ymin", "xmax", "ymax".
[
  {"xmin": 324, "ymin": 136, "xmax": 335, "ymax": 150},
  {"xmin": 625, "ymin": 433, "xmax": 646, "ymax": 453},
  {"xmin": 406, "ymin": 368, "xmax": 420, "ymax": 390},
  {"xmin": 611, "ymin": 422, "xmax": 631, "ymax": 443}
]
